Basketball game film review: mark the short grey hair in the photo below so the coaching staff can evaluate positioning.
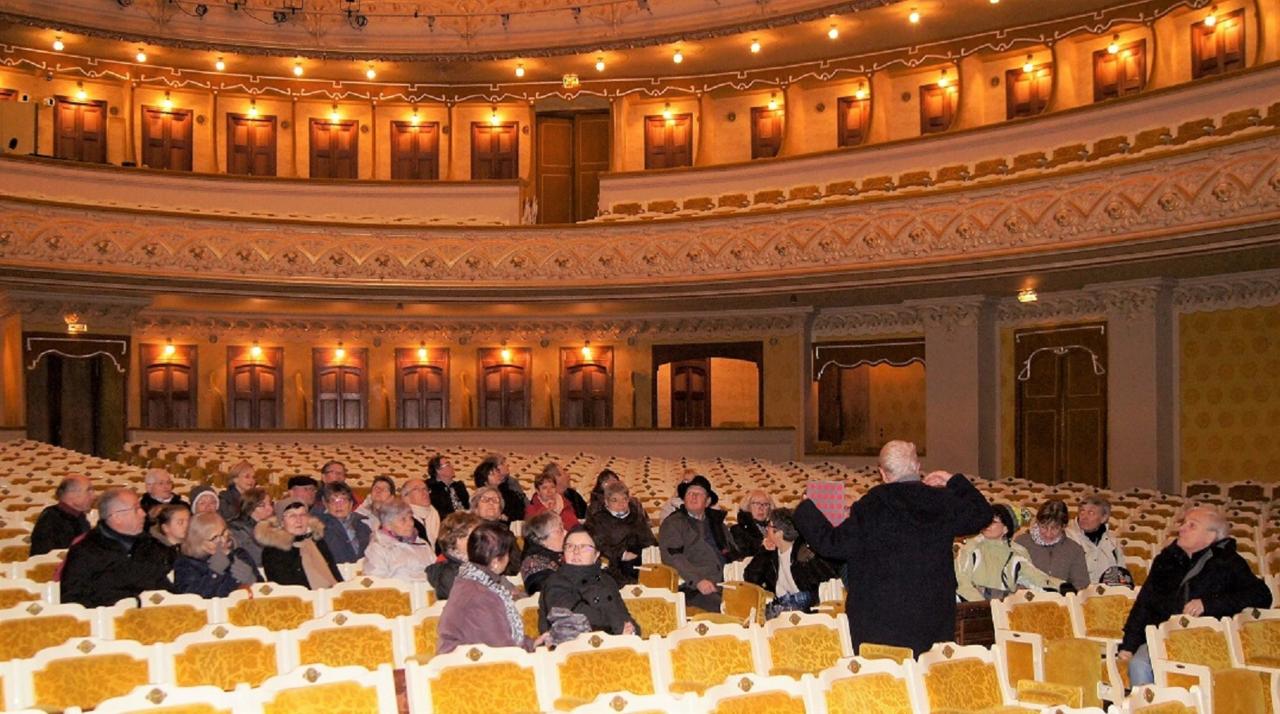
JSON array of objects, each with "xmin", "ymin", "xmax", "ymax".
[
  {"xmin": 525, "ymin": 511, "xmax": 562, "ymax": 546},
  {"xmin": 1080, "ymin": 495, "xmax": 1111, "ymax": 519},
  {"xmin": 375, "ymin": 497, "xmax": 411, "ymax": 524},
  {"xmin": 1186, "ymin": 505, "xmax": 1230, "ymax": 539},
  {"xmin": 879, "ymin": 440, "xmax": 921, "ymax": 482},
  {"xmin": 96, "ymin": 487, "xmax": 133, "ymax": 522},
  {"xmin": 143, "ymin": 468, "xmax": 171, "ymax": 486}
]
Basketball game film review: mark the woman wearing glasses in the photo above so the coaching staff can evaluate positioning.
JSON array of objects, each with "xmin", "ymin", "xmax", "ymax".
[
  {"xmin": 537, "ymin": 527, "xmax": 638, "ymax": 639},
  {"xmin": 173, "ymin": 511, "xmax": 261, "ymax": 598}
]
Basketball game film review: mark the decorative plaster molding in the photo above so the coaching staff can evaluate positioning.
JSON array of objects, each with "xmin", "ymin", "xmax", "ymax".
[
  {"xmin": 132, "ymin": 307, "xmax": 808, "ymax": 343},
  {"xmin": 995, "ymin": 290, "xmax": 1107, "ymax": 325},
  {"xmin": 909, "ymin": 297, "xmax": 992, "ymax": 333},
  {"xmin": 1173, "ymin": 269, "xmax": 1280, "ymax": 313},
  {"xmin": 2, "ymin": 291, "xmax": 151, "ymax": 331},
  {"xmin": 1091, "ymin": 279, "xmax": 1173, "ymax": 320},
  {"xmin": 0, "ymin": 133, "xmax": 1276, "ymax": 292},
  {"xmin": 812, "ymin": 305, "xmax": 921, "ymax": 337}
]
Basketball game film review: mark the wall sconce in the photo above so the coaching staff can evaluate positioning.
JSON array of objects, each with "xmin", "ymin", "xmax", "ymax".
[
  {"xmin": 64, "ymin": 313, "xmax": 87, "ymax": 334},
  {"xmin": 1017, "ymin": 288, "xmax": 1038, "ymax": 303},
  {"xmin": 52, "ymin": 36, "xmax": 64, "ymax": 52},
  {"xmin": 853, "ymin": 82, "xmax": 868, "ymax": 101},
  {"xmin": 1022, "ymin": 55, "xmax": 1035, "ymax": 74},
  {"xmin": 75, "ymin": 81, "xmax": 88, "ymax": 101},
  {"xmin": 937, "ymin": 69, "xmax": 950, "ymax": 88},
  {"xmin": 1107, "ymin": 35, "xmax": 1120, "ymax": 54},
  {"xmin": 161, "ymin": 91, "xmax": 174, "ymax": 111},
  {"xmin": 135, "ymin": 47, "xmax": 148, "ymax": 63},
  {"xmin": 672, "ymin": 47, "xmax": 683, "ymax": 64},
  {"xmin": 417, "ymin": 342, "xmax": 429, "ymax": 361},
  {"xmin": 247, "ymin": 99, "xmax": 259, "ymax": 117},
  {"xmin": 364, "ymin": 63, "xmax": 377, "ymax": 80},
  {"xmin": 293, "ymin": 59, "xmax": 304, "ymax": 76},
  {"xmin": 162, "ymin": 339, "xmax": 177, "ymax": 358},
  {"xmin": 249, "ymin": 341, "xmax": 263, "ymax": 360},
  {"xmin": 908, "ymin": 8, "xmax": 920, "ymax": 24},
  {"xmin": 661, "ymin": 102, "xmax": 673, "ymax": 121},
  {"xmin": 1203, "ymin": 5, "xmax": 1217, "ymax": 27},
  {"xmin": 595, "ymin": 56, "xmax": 605, "ymax": 72},
  {"xmin": 750, "ymin": 38, "xmax": 761, "ymax": 54},
  {"xmin": 334, "ymin": 341, "xmax": 347, "ymax": 360},
  {"xmin": 767, "ymin": 92, "xmax": 779, "ymax": 111},
  {"xmin": 329, "ymin": 103, "xmax": 341, "ymax": 123},
  {"xmin": 499, "ymin": 342, "xmax": 512, "ymax": 363},
  {"xmin": 215, "ymin": 56, "xmax": 226, "ymax": 71},
  {"xmin": 515, "ymin": 62, "xmax": 525, "ymax": 77},
  {"xmin": 489, "ymin": 105, "xmax": 500, "ymax": 125},
  {"xmin": 410, "ymin": 107, "xmax": 420, "ymax": 125},
  {"xmin": 827, "ymin": 24, "xmax": 838, "ymax": 40}
]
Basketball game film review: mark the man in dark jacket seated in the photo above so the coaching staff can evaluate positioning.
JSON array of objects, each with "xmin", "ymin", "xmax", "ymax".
[
  {"xmin": 794, "ymin": 440, "xmax": 992, "ymax": 656},
  {"xmin": 30, "ymin": 474, "xmax": 94, "ymax": 556},
  {"xmin": 744, "ymin": 508, "xmax": 836, "ymax": 618},
  {"xmin": 657, "ymin": 475, "xmax": 738, "ymax": 611},
  {"xmin": 1118, "ymin": 505, "xmax": 1272, "ymax": 686},
  {"xmin": 61, "ymin": 488, "xmax": 173, "ymax": 607}
]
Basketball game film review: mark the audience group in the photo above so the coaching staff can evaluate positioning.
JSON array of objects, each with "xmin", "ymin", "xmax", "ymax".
[{"xmin": 26, "ymin": 441, "xmax": 1273, "ymax": 678}]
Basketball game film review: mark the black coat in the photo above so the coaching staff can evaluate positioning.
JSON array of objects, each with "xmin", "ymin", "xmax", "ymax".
[
  {"xmin": 743, "ymin": 542, "xmax": 837, "ymax": 602},
  {"xmin": 426, "ymin": 553, "xmax": 464, "ymax": 599},
  {"xmin": 428, "ymin": 480, "xmax": 470, "ymax": 518},
  {"xmin": 255, "ymin": 518, "xmax": 343, "ymax": 590},
  {"xmin": 172, "ymin": 548, "xmax": 261, "ymax": 598},
  {"xmin": 730, "ymin": 511, "xmax": 768, "ymax": 561},
  {"xmin": 563, "ymin": 488, "xmax": 588, "ymax": 520},
  {"xmin": 498, "ymin": 482, "xmax": 526, "ymax": 523},
  {"xmin": 1120, "ymin": 538, "xmax": 1272, "ymax": 653},
  {"xmin": 30, "ymin": 504, "xmax": 89, "ymax": 556},
  {"xmin": 538, "ymin": 562, "xmax": 638, "ymax": 636},
  {"xmin": 585, "ymin": 507, "xmax": 656, "ymax": 584},
  {"xmin": 795, "ymin": 474, "xmax": 991, "ymax": 655},
  {"xmin": 60, "ymin": 526, "xmax": 173, "ymax": 608}
]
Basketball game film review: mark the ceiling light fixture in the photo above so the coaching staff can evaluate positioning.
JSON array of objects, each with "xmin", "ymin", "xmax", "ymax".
[
  {"xmin": 1023, "ymin": 55, "xmax": 1035, "ymax": 73},
  {"xmin": 365, "ymin": 64, "xmax": 377, "ymax": 80},
  {"xmin": 515, "ymin": 62, "xmax": 525, "ymax": 77},
  {"xmin": 1017, "ymin": 288, "xmax": 1038, "ymax": 303},
  {"xmin": 908, "ymin": 8, "xmax": 920, "ymax": 24},
  {"xmin": 215, "ymin": 56, "xmax": 226, "ymax": 71},
  {"xmin": 52, "ymin": 36, "xmax": 64, "ymax": 52},
  {"xmin": 672, "ymin": 48, "xmax": 683, "ymax": 64},
  {"xmin": 595, "ymin": 56, "xmax": 605, "ymax": 72},
  {"xmin": 1108, "ymin": 35, "xmax": 1120, "ymax": 54},
  {"xmin": 293, "ymin": 60, "xmax": 304, "ymax": 76},
  {"xmin": 827, "ymin": 24, "xmax": 839, "ymax": 39},
  {"xmin": 135, "ymin": 48, "xmax": 148, "ymax": 62},
  {"xmin": 750, "ymin": 38, "xmax": 761, "ymax": 53}
]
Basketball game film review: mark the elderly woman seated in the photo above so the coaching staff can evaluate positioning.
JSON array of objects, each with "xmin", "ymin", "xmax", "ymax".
[
  {"xmin": 743, "ymin": 508, "xmax": 836, "ymax": 618},
  {"xmin": 1014, "ymin": 499, "xmax": 1090, "ymax": 592},
  {"xmin": 471, "ymin": 485, "xmax": 522, "ymax": 575},
  {"xmin": 584, "ymin": 482, "xmax": 656, "ymax": 585},
  {"xmin": 173, "ymin": 512, "xmax": 260, "ymax": 598},
  {"xmin": 427, "ymin": 511, "xmax": 482, "ymax": 599},
  {"xmin": 255, "ymin": 497, "xmax": 343, "ymax": 590},
  {"xmin": 520, "ymin": 511, "xmax": 566, "ymax": 595},
  {"xmin": 525, "ymin": 470, "xmax": 580, "ymax": 531},
  {"xmin": 363, "ymin": 497, "xmax": 434, "ymax": 581},
  {"xmin": 730, "ymin": 489, "xmax": 775, "ymax": 560},
  {"xmin": 437, "ymin": 522, "xmax": 551, "ymax": 654},
  {"xmin": 538, "ymin": 527, "xmax": 638, "ymax": 641},
  {"xmin": 956, "ymin": 504, "xmax": 1066, "ymax": 602}
]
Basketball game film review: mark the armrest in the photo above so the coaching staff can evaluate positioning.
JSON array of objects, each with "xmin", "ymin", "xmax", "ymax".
[
  {"xmin": 995, "ymin": 630, "xmax": 1045, "ymax": 703},
  {"xmin": 1015, "ymin": 678, "xmax": 1084, "ymax": 708}
]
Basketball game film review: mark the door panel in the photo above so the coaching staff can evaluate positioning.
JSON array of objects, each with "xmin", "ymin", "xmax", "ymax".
[
  {"xmin": 537, "ymin": 116, "xmax": 574, "ymax": 224},
  {"xmin": 227, "ymin": 114, "xmax": 277, "ymax": 176},
  {"xmin": 751, "ymin": 106, "xmax": 783, "ymax": 159},
  {"xmin": 1015, "ymin": 324, "xmax": 1108, "ymax": 486},
  {"xmin": 671, "ymin": 359, "xmax": 710, "ymax": 428},
  {"xmin": 310, "ymin": 120, "xmax": 358, "ymax": 179},
  {"xmin": 142, "ymin": 107, "xmax": 193, "ymax": 171},
  {"xmin": 472, "ymin": 123, "xmax": 519, "ymax": 179},
  {"xmin": 644, "ymin": 114, "xmax": 692, "ymax": 169},
  {"xmin": 390, "ymin": 121, "xmax": 439, "ymax": 180},
  {"xmin": 54, "ymin": 99, "xmax": 107, "ymax": 163}
]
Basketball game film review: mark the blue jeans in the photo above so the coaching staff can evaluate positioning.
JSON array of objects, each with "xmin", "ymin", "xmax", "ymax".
[{"xmin": 1127, "ymin": 644, "xmax": 1155, "ymax": 687}]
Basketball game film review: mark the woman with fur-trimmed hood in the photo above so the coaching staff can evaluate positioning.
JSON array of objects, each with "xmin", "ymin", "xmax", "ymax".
[
  {"xmin": 955, "ymin": 503, "xmax": 1065, "ymax": 602},
  {"xmin": 255, "ymin": 496, "xmax": 342, "ymax": 589}
]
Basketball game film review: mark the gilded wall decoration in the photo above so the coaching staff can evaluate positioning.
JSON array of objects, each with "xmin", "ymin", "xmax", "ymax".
[{"xmin": 0, "ymin": 134, "xmax": 1276, "ymax": 292}]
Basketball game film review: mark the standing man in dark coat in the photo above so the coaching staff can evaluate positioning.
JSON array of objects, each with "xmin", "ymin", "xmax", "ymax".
[
  {"xmin": 61, "ymin": 488, "xmax": 173, "ymax": 607},
  {"xmin": 1118, "ymin": 505, "xmax": 1272, "ymax": 686},
  {"xmin": 30, "ymin": 474, "xmax": 94, "ymax": 556},
  {"xmin": 794, "ymin": 440, "xmax": 991, "ymax": 655}
]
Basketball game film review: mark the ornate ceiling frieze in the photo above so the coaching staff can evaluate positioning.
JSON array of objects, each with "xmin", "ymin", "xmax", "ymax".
[
  {"xmin": 0, "ymin": 133, "xmax": 1276, "ymax": 293},
  {"xmin": 0, "ymin": 290, "xmax": 151, "ymax": 330},
  {"xmin": 1173, "ymin": 269, "xmax": 1280, "ymax": 313},
  {"xmin": 811, "ymin": 305, "xmax": 921, "ymax": 337},
  {"xmin": 995, "ymin": 290, "xmax": 1107, "ymax": 326},
  {"xmin": 130, "ymin": 307, "xmax": 808, "ymax": 343},
  {"xmin": 1091, "ymin": 279, "xmax": 1173, "ymax": 320}
]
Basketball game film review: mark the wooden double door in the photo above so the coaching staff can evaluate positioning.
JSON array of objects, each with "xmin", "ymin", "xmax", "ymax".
[
  {"xmin": 1015, "ymin": 323, "xmax": 1108, "ymax": 487},
  {"xmin": 536, "ymin": 111, "xmax": 610, "ymax": 223}
]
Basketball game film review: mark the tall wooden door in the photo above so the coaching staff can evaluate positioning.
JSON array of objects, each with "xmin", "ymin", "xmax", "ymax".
[
  {"xmin": 1093, "ymin": 42, "xmax": 1146, "ymax": 101},
  {"xmin": 24, "ymin": 335, "xmax": 128, "ymax": 457},
  {"xmin": 536, "ymin": 111, "xmax": 611, "ymax": 223},
  {"xmin": 227, "ymin": 114, "xmax": 276, "ymax": 176},
  {"xmin": 396, "ymin": 348, "xmax": 448, "ymax": 428},
  {"xmin": 310, "ymin": 120, "xmax": 358, "ymax": 179},
  {"xmin": 1015, "ymin": 324, "xmax": 1108, "ymax": 486},
  {"xmin": 561, "ymin": 346, "xmax": 613, "ymax": 428},
  {"xmin": 54, "ymin": 98, "xmax": 107, "ymax": 163},
  {"xmin": 1192, "ymin": 9, "xmax": 1245, "ymax": 78},
  {"xmin": 141, "ymin": 343, "xmax": 196, "ymax": 429},
  {"xmin": 314, "ymin": 348, "xmax": 366, "ymax": 429},
  {"xmin": 141, "ymin": 107, "xmax": 193, "ymax": 171},
  {"xmin": 919, "ymin": 84, "xmax": 956, "ymax": 135},
  {"xmin": 1005, "ymin": 66, "xmax": 1053, "ymax": 119},
  {"xmin": 644, "ymin": 114, "xmax": 692, "ymax": 169},
  {"xmin": 750, "ymin": 106, "xmax": 783, "ymax": 159},
  {"xmin": 390, "ymin": 121, "xmax": 439, "ymax": 180},
  {"xmin": 479, "ymin": 348, "xmax": 530, "ymax": 427},
  {"xmin": 838, "ymin": 96, "xmax": 870, "ymax": 147},
  {"xmin": 471, "ymin": 123, "xmax": 518, "ymax": 179},
  {"xmin": 228, "ymin": 346, "xmax": 282, "ymax": 429},
  {"xmin": 671, "ymin": 359, "xmax": 710, "ymax": 428}
]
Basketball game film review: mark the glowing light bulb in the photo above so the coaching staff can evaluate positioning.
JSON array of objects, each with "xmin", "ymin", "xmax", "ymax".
[
  {"xmin": 581, "ymin": 344, "xmax": 592, "ymax": 359},
  {"xmin": 1107, "ymin": 35, "xmax": 1120, "ymax": 54},
  {"xmin": 989, "ymin": 0, "xmax": 999, "ymax": 3},
  {"xmin": 249, "ymin": 343, "xmax": 263, "ymax": 359},
  {"xmin": 750, "ymin": 39, "xmax": 761, "ymax": 53},
  {"xmin": 1203, "ymin": 10, "xmax": 1217, "ymax": 27},
  {"xmin": 329, "ymin": 104, "xmax": 340, "ymax": 122},
  {"xmin": 293, "ymin": 61, "xmax": 304, "ymax": 77},
  {"xmin": 247, "ymin": 100, "xmax": 259, "ymax": 117},
  {"xmin": 75, "ymin": 82, "xmax": 87, "ymax": 101},
  {"xmin": 595, "ymin": 56, "xmax": 605, "ymax": 72},
  {"xmin": 135, "ymin": 48, "xmax": 148, "ymax": 63},
  {"xmin": 489, "ymin": 106, "xmax": 500, "ymax": 125},
  {"xmin": 215, "ymin": 57, "xmax": 226, "ymax": 71},
  {"xmin": 1017, "ymin": 288, "xmax": 1038, "ymax": 303},
  {"xmin": 162, "ymin": 342, "xmax": 176, "ymax": 357},
  {"xmin": 908, "ymin": 8, "xmax": 920, "ymax": 23},
  {"xmin": 827, "ymin": 25, "xmax": 839, "ymax": 40},
  {"xmin": 161, "ymin": 92, "xmax": 174, "ymax": 110},
  {"xmin": 417, "ymin": 344, "xmax": 428, "ymax": 361},
  {"xmin": 661, "ymin": 102, "xmax": 673, "ymax": 120},
  {"xmin": 853, "ymin": 85, "xmax": 867, "ymax": 101},
  {"xmin": 515, "ymin": 63, "xmax": 525, "ymax": 77},
  {"xmin": 410, "ymin": 108, "xmax": 420, "ymax": 124},
  {"xmin": 937, "ymin": 70, "xmax": 949, "ymax": 88},
  {"xmin": 365, "ymin": 65, "xmax": 377, "ymax": 80},
  {"xmin": 1023, "ymin": 56, "xmax": 1035, "ymax": 74},
  {"xmin": 500, "ymin": 348, "xmax": 512, "ymax": 362},
  {"xmin": 52, "ymin": 36, "xmax": 64, "ymax": 52},
  {"xmin": 767, "ymin": 92, "xmax": 778, "ymax": 111},
  {"xmin": 672, "ymin": 48, "xmax": 683, "ymax": 64},
  {"xmin": 334, "ymin": 344, "xmax": 346, "ymax": 360}
]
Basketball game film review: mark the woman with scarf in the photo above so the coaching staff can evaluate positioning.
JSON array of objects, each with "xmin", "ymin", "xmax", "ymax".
[
  {"xmin": 255, "ymin": 497, "xmax": 343, "ymax": 589},
  {"xmin": 537, "ymin": 527, "xmax": 638, "ymax": 639},
  {"xmin": 955, "ymin": 503, "xmax": 1066, "ymax": 601},
  {"xmin": 437, "ymin": 522, "xmax": 551, "ymax": 654},
  {"xmin": 584, "ymin": 482, "xmax": 656, "ymax": 584},
  {"xmin": 173, "ymin": 511, "xmax": 260, "ymax": 598},
  {"xmin": 363, "ymin": 498, "xmax": 434, "ymax": 580},
  {"xmin": 1014, "ymin": 499, "xmax": 1090, "ymax": 592},
  {"xmin": 519, "ymin": 511, "xmax": 566, "ymax": 595},
  {"xmin": 427, "ymin": 511, "xmax": 481, "ymax": 599}
]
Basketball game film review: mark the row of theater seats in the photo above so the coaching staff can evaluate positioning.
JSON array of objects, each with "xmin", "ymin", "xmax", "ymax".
[
  {"xmin": 592, "ymin": 103, "xmax": 1280, "ymax": 223},
  {"xmin": 992, "ymin": 583, "xmax": 1280, "ymax": 714}
]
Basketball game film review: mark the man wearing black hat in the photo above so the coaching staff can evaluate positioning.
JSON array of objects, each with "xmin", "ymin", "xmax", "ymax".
[
  {"xmin": 286, "ymin": 475, "xmax": 322, "ymax": 516},
  {"xmin": 794, "ymin": 440, "xmax": 991, "ymax": 656},
  {"xmin": 657, "ymin": 474, "xmax": 738, "ymax": 610}
]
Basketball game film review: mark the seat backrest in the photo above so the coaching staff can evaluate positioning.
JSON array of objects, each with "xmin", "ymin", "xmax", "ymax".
[
  {"xmin": 18, "ymin": 638, "xmax": 157, "ymax": 712},
  {"xmin": 325, "ymin": 576, "xmax": 415, "ymax": 618},
  {"xmin": 0, "ymin": 579, "xmax": 48, "ymax": 610},
  {"xmin": 997, "ymin": 591, "xmax": 1075, "ymax": 641},
  {"xmin": 407, "ymin": 644, "xmax": 548, "ymax": 714},
  {"xmin": 107, "ymin": 594, "xmax": 213, "ymax": 645},
  {"xmin": 721, "ymin": 581, "xmax": 768, "ymax": 626},
  {"xmin": 699, "ymin": 673, "xmax": 810, "ymax": 714},
  {"xmin": 916, "ymin": 643, "xmax": 1008, "ymax": 712},
  {"xmin": 1073, "ymin": 585, "xmax": 1136, "ymax": 640},
  {"xmin": 251, "ymin": 663, "xmax": 397, "ymax": 714},
  {"xmin": 223, "ymin": 584, "xmax": 321, "ymax": 631},
  {"xmin": 405, "ymin": 601, "xmax": 446, "ymax": 659},
  {"xmin": 0, "ymin": 602, "xmax": 95, "ymax": 661},
  {"xmin": 292, "ymin": 611, "xmax": 400, "ymax": 671},
  {"xmin": 1151, "ymin": 617, "xmax": 1232, "ymax": 671},
  {"xmin": 662, "ymin": 621, "xmax": 761, "ymax": 695},
  {"xmin": 1232, "ymin": 608, "xmax": 1280, "ymax": 667},
  {"xmin": 622, "ymin": 585, "xmax": 686, "ymax": 639},
  {"xmin": 550, "ymin": 633, "xmax": 659, "ymax": 708},
  {"xmin": 87, "ymin": 682, "xmax": 243, "ymax": 714},
  {"xmin": 637, "ymin": 563, "xmax": 679, "ymax": 591},
  {"xmin": 762, "ymin": 612, "xmax": 852, "ymax": 677},
  {"xmin": 164, "ymin": 623, "xmax": 284, "ymax": 691},
  {"xmin": 819, "ymin": 657, "xmax": 916, "ymax": 714}
]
